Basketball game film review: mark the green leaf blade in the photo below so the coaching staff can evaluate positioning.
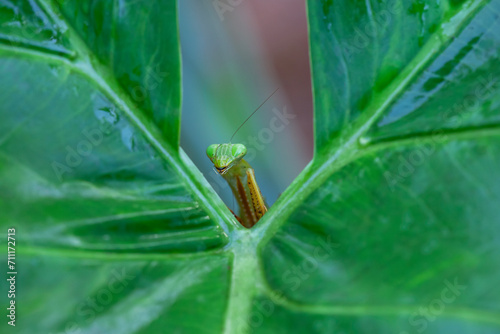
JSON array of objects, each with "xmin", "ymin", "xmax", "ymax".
[
  {"xmin": 15, "ymin": 252, "xmax": 231, "ymax": 333},
  {"xmin": 364, "ymin": 1, "xmax": 500, "ymax": 143},
  {"xmin": 53, "ymin": 0, "xmax": 182, "ymax": 146},
  {"xmin": 3, "ymin": 0, "xmax": 500, "ymax": 333},
  {"xmin": 255, "ymin": 0, "xmax": 500, "ymax": 332},
  {"xmin": 0, "ymin": 53, "xmax": 227, "ymax": 252},
  {"xmin": 0, "ymin": 0, "xmax": 74, "ymax": 57}
]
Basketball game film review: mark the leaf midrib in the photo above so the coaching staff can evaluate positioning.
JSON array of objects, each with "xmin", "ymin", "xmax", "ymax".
[
  {"xmin": 33, "ymin": 0, "xmax": 239, "ymax": 237},
  {"xmin": 6, "ymin": 0, "xmax": 493, "ymax": 252},
  {"xmin": 253, "ymin": 0, "xmax": 492, "ymax": 246},
  {"xmin": 3, "ymin": 0, "xmax": 499, "ymax": 332}
]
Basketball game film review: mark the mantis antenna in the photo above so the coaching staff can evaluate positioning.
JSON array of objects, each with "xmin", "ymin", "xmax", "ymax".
[
  {"xmin": 207, "ymin": 88, "xmax": 279, "ymax": 227},
  {"xmin": 229, "ymin": 88, "xmax": 279, "ymax": 143}
]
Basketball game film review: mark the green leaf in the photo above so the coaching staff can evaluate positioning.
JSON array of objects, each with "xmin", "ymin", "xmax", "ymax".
[
  {"xmin": 0, "ymin": 1, "xmax": 235, "ymax": 332},
  {"xmin": 1, "ymin": 0, "xmax": 500, "ymax": 333},
  {"xmin": 255, "ymin": 0, "xmax": 500, "ymax": 332}
]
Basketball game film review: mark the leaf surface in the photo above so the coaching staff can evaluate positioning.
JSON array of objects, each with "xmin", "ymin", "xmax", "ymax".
[
  {"xmin": 1, "ymin": 0, "xmax": 500, "ymax": 333},
  {"xmin": 254, "ymin": 0, "xmax": 500, "ymax": 332},
  {"xmin": 0, "ymin": 1, "xmax": 234, "ymax": 332}
]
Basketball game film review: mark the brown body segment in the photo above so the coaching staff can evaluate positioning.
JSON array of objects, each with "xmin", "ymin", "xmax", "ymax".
[
  {"xmin": 221, "ymin": 159, "xmax": 267, "ymax": 228},
  {"xmin": 246, "ymin": 169, "xmax": 267, "ymax": 221},
  {"xmin": 235, "ymin": 175, "xmax": 257, "ymax": 228}
]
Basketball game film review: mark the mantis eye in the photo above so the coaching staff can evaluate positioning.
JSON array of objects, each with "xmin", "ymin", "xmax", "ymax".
[
  {"xmin": 206, "ymin": 144, "xmax": 219, "ymax": 161},
  {"xmin": 231, "ymin": 144, "xmax": 247, "ymax": 158}
]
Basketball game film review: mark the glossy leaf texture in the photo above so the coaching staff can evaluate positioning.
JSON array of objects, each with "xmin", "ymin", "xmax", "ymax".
[
  {"xmin": 1, "ymin": 0, "xmax": 500, "ymax": 334},
  {"xmin": 0, "ymin": 1, "xmax": 236, "ymax": 333},
  {"xmin": 254, "ymin": 0, "xmax": 500, "ymax": 333}
]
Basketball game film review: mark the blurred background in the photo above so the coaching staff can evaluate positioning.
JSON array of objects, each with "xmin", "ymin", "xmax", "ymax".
[{"xmin": 179, "ymin": 0, "xmax": 313, "ymax": 208}]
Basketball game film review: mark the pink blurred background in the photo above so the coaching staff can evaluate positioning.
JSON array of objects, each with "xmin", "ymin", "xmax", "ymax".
[{"xmin": 180, "ymin": 0, "xmax": 313, "ymax": 206}]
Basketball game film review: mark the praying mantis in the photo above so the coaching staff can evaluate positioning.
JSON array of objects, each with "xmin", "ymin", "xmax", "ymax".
[
  {"xmin": 206, "ymin": 89, "xmax": 278, "ymax": 228},
  {"xmin": 207, "ymin": 143, "xmax": 267, "ymax": 228}
]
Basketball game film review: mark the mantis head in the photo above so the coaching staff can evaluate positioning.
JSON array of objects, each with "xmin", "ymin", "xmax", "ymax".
[{"xmin": 206, "ymin": 143, "xmax": 247, "ymax": 174}]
